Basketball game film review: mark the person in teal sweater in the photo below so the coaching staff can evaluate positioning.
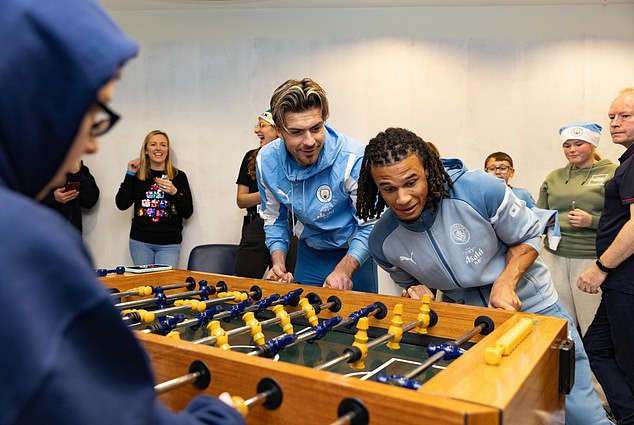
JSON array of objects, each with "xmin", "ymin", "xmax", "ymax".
[{"xmin": 537, "ymin": 122, "xmax": 617, "ymax": 335}]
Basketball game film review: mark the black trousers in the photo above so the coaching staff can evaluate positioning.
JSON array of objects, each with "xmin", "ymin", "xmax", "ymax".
[
  {"xmin": 584, "ymin": 288, "xmax": 634, "ymax": 423},
  {"xmin": 233, "ymin": 216, "xmax": 297, "ymax": 278}
]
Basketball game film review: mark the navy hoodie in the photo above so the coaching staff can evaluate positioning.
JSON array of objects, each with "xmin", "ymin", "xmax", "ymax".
[{"xmin": 0, "ymin": 1, "xmax": 243, "ymax": 425}]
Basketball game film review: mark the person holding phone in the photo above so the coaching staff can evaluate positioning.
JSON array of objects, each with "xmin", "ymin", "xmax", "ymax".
[
  {"xmin": 116, "ymin": 130, "xmax": 193, "ymax": 268},
  {"xmin": 40, "ymin": 159, "xmax": 99, "ymax": 236}
]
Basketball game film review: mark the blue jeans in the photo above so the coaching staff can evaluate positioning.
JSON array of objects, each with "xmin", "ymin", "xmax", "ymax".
[
  {"xmin": 129, "ymin": 239, "xmax": 180, "ymax": 268},
  {"xmin": 536, "ymin": 301, "xmax": 613, "ymax": 425},
  {"xmin": 294, "ymin": 240, "xmax": 378, "ymax": 293}
]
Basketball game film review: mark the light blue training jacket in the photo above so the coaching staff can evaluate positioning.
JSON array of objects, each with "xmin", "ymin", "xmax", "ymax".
[
  {"xmin": 369, "ymin": 158, "xmax": 558, "ymax": 313},
  {"xmin": 256, "ymin": 124, "xmax": 373, "ymax": 265}
]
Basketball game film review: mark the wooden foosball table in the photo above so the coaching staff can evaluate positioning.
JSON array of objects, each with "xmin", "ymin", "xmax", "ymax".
[{"xmin": 102, "ymin": 269, "xmax": 569, "ymax": 425}]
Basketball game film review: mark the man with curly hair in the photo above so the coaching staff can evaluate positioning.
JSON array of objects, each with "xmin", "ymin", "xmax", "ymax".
[{"xmin": 356, "ymin": 127, "xmax": 612, "ymax": 425}]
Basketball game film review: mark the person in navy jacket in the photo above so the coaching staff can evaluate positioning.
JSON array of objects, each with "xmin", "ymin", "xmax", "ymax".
[{"xmin": 0, "ymin": 1, "xmax": 243, "ymax": 424}]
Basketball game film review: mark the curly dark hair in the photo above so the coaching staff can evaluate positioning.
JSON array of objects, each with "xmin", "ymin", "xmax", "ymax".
[{"xmin": 357, "ymin": 127, "xmax": 452, "ymax": 220}]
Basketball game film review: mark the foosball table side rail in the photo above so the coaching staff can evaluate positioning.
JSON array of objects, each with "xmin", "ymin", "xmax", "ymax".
[{"xmin": 140, "ymin": 332, "xmax": 501, "ymax": 425}]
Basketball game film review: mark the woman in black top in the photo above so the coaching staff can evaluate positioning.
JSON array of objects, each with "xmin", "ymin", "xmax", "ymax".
[
  {"xmin": 234, "ymin": 110, "xmax": 296, "ymax": 277},
  {"xmin": 116, "ymin": 130, "xmax": 193, "ymax": 268}
]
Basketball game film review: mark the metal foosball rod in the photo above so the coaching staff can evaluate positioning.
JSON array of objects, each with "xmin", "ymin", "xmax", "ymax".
[
  {"xmin": 244, "ymin": 294, "xmax": 344, "ymax": 356},
  {"xmin": 196, "ymin": 293, "xmax": 340, "ymax": 349},
  {"xmin": 375, "ymin": 315, "xmax": 496, "ymax": 390},
  {"xmin": 281, "ymin": 300, "xmax": 389, "ymax": 350},
  {"xmin": 131, "ymin": 288, "xmax": 262, "ymax": 331},
  {"xmin": 222, "ymin": 298, "xmax": 384, "ymax": 349},
  {"xmin": 122, "ymin": 282, "xmax": 239, "ymax": 328},
  {"xmin": 115, "ymin": 280, "xmax": 229, "ymax": 310},
  {"xmin": 329, "ymin": 398, "xmax": 369, "ymax": 425},
  {"xmin": 315, "ymin": 296, "xmax": 438, "ymax": 371},
  {"xmin": 230, "ymin": 378, "xmax": 283, "ymax": 418},
  {"xmin": 240, "ymin": 299, "xmax": 387, "ymax": 358},
  {"xmin": 189, "ymin": 289, "xmax": 313, "ymax": 345},
  {"xmin": 401, "ymin": 315, "xmax": 495, "ymax": 380},
  {"xmin": 122, "ymin": 284, "xmax": 263, "ymax": 326},
  {"xmin": 153, "ymin": 360, "xmax": 211, "ymax": 395},
  {"xmin": 191, "ymin": 292, "xmax": 330, "ymax": 344},
  {"xmin": 138, "ymin": 288, "xmax": 302, "ymax": 334},
  {"xmin": 112, "ymin": 276, "xmax": 197, "ymax": 299}
]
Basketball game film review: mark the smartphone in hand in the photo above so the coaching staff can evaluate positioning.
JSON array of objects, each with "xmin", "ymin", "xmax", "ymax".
[{"xmin": 63, "ymin": 181, "xmax": 80, "ymax": 192}]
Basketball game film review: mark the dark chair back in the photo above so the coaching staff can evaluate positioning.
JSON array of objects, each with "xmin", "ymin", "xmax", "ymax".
[{"xmin": 186, "ymin": 244, "xmax": 239, "ymax": 275}]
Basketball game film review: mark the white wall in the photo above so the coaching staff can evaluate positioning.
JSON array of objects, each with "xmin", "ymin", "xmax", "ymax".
[{"xmin": 86, "ymin": 4, "xmax": 634, "ymax": 294}]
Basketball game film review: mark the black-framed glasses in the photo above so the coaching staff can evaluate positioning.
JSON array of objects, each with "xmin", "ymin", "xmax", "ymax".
[
  {"xmin": 485, "ymin": 165, "xmax": 512, "ymax": 172},
  {"xmin": 90, "ymin": 101, "xmax": 120, "ymax": 137}
]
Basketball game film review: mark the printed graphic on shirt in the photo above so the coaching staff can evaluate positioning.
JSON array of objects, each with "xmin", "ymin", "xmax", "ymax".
[
  {"xmin": 136, "ymin": 181, "xmax": 175, "ymax": 222},
  {"xmin": 586, "ymin": 173, "xmax": 610, "ymax": 187},
  {"xmin": 399, "ymin": 251, "xmax": 417, "ymax": 265},
  {"xmin": 317, "ymin": 185, "xmax": 332, "ymax": 203},
  {"xmin": 464, "ymin": 246, "xmax": 485, "ymax": 265},
  {"xmin": 276, "ymin": 188, "xmax": 290, "ymax": 203},
  {"xmin": 316, "ymin": 204, "xmax": 334, "ymax": 221},
  {"xmin": 449, "ymin": 223, "xmax": 470, "ymax": 245}
]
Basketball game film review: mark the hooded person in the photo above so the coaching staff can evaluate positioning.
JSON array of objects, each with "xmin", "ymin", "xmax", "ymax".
[{"xmin": 0, "ymin": 1, "xmax": 244, "ymax": 425}]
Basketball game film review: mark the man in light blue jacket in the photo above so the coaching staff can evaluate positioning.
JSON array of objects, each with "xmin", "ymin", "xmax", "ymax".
[
  {"xmin": 356, "ymin": 127, "xmax": 612, "ymax": 425},
  {"xmin": 256, "ymin": 78, "xmax": 377, "ymax": 292}
]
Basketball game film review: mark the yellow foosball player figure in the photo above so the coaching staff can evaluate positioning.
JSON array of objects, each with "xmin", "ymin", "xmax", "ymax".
[{"xmin": 0, "ymin": 1, "xmax": 243, "ymax": 424}]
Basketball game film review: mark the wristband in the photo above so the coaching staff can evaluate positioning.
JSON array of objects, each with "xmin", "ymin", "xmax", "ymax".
[
  {"xmin": 595, "ymin": 259, "xmax": 614, "ymax": 273},
  {"xmin": 126, "ymin": 170, "xmax": 136, "ymax": 176}
]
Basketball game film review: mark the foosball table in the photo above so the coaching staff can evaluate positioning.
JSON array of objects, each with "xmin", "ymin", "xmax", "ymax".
[{"xmin": 101, "ymin": 269, "xmax": 570, "ymax": 425}]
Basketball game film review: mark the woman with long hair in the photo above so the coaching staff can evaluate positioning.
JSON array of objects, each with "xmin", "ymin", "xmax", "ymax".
[{"xmin": 116, "ymin": 130, "xmax": 193, "ymax": 268}]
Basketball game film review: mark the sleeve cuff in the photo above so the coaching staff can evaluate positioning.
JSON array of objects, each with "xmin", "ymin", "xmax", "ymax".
[
  {"xmin": 269, "ymin": 241, "xmax": 289, "ymax": 254},
  {"xmin": 347, "ymin": 241, "xmax": 369, "ymax": 265}
]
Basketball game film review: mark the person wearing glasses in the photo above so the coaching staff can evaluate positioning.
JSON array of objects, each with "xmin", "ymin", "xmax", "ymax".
[
  {"xmin": 536, "ymin": 123, "xmax": 617, "ymax": 336},
  {"xmin": 116, "ymin": 130, "xmax": 194, "ymax": 268},
  {"xmin": 257, "ymin": 78, "xmax": 378, "ymax": 293},
  {"xmin": 0, "ymin": 0, "xmax": 243, "ymax": 424},
  {"xmin": 484, "ymin": 151, "xmax": 535, "ymax": 208},
  {"xmin": 234, "ymin": 110, "xmax": 297, "ymax": 278}
]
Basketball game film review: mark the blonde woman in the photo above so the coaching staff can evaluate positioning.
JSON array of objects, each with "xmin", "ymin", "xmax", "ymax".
[{"xmin": 116, "ymin": 130, "xmax": 193, "ymax": 267}]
